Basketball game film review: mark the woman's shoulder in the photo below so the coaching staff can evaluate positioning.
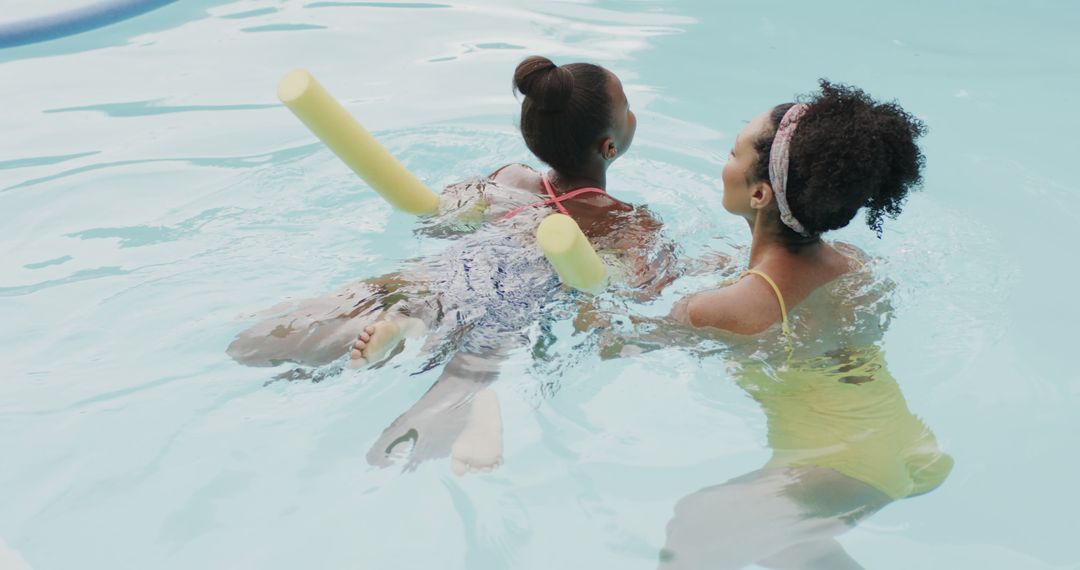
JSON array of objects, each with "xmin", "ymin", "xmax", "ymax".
[
  {"xmin": 832, "ymin": 240, "xmax": 872, "ymax": 269},
  {"xmin": 676, "ymin": 275, "xmax": 784, "ymax": 336},
  {"xmin": 676, "ymin": 248, "xmax": 853, "ymax": 336},
  {"xmin": 674, "ymin": 242, "xmax": 891, "ymax": 339}
]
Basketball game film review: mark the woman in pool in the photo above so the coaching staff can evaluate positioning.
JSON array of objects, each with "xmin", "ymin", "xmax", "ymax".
[
  {"xmin": 228, "ymin": 56, "xmax": 674, "ymax": 473},
  {"xmin": 594, "ymin": 81, "xmax": 952, "ymax": 569}
]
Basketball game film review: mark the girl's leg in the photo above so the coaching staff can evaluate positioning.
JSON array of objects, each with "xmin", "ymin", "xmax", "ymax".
[
  {"xmin": 366, "ymin": 344, "xmax": 514, "ymax": 473},
  {"xmin": 450, "ymin": 388, "xmax": 504, "ymax": 475},
  {"xmin": 226, "ymin": 274, "xmax": 411, "ymax": 367},
  {"xmin": 347, "ymin": 285, "xmax": 450, "ymax": 368},
  {"xmin": 347, "ymin": 315, "xmax": 428, "ymax": 368}
]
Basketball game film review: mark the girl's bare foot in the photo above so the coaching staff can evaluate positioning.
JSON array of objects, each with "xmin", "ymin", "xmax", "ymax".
[
  {"xmin": 451, "ymin": 389, "xmax": 504, "ymax": 475},
  {"xmin": 348, "ymin": 316, "xmax": 425, "ymax": 368}
]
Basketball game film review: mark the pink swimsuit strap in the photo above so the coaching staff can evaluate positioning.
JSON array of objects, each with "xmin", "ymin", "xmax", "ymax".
[{"xmin": 500, "ymin": 172, "xmax": 607, "ymax": 221}]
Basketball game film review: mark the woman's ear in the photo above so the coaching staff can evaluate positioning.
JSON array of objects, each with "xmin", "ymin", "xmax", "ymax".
[
  {"xmin": 749, "ymin": 181, "xmax": 774, "ymax": 210},
  {"xmin": 598, "ymin": 136, "xmax": 617, "ymax": 160}
]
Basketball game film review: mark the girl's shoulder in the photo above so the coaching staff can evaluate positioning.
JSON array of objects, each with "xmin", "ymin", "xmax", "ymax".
[{"xmin": 488, "ymin": 163, "xmax": 541, "ymax": 190}]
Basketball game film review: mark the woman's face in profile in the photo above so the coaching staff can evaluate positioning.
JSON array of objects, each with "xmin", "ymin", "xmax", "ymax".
[{"xmin": 722, "ymin": 111, "xmax": 770, "ymax": 216}]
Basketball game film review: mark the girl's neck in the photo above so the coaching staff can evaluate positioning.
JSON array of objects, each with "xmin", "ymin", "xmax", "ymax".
[{"xmin": 547, "ymin": 167, "xmax": 607, "ymax": 194}]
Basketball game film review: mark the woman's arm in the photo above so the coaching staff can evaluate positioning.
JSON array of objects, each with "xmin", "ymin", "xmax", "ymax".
[
  {"xmin": 672, "ymin": 284, "xmax": 776, "ymax": 335},
  {"xmin": 574, "ymin": 301, "xmax": 731, "ymax": 360}
]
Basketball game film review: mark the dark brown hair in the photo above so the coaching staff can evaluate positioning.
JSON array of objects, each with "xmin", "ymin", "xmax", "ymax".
[{"xmin": 514, "ymin": 56, "xmax": 615, "ymax": 173}]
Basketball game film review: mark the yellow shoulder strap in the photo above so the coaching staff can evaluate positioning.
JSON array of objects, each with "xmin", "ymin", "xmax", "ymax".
[{"xmin": 742, "ymin": 269, "xmax": 791, "ymax": 336}]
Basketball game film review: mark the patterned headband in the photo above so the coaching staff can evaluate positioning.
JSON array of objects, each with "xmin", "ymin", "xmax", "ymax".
[{"xmin": 768, "ymin": 103, "xmax": 810, "ymax": 236}]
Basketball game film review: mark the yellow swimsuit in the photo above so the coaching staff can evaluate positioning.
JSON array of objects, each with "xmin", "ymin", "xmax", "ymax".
[{"xmin": 734, "ymin": 269, "xmax": 954, "ymax": 500}]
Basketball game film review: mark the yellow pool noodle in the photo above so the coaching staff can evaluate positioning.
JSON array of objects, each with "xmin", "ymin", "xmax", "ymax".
[
  {"xmin": 277, "ymin": 69, "xmax": 440, "ymax": 215},
  {"xmin": 536, "ymin": 213, "xmax": 606, "ymax": 292}
]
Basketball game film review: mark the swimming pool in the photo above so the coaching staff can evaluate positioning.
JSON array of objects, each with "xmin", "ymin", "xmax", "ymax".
[{"xmin": 1, "ymin": 1, "xmax": 1077, "ymax": 568}]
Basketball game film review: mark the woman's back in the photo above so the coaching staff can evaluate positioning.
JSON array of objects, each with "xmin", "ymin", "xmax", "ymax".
[{"xmin": 724, "ymin": 262, "xmax": 953, "ymax": 500}]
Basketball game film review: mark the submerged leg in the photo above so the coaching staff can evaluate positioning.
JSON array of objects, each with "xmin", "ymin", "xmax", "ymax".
[
  {"xmin": 366, "ymin": 346, "xmax": 511, "ymax": 473},
  {"xmin": 226, "ymin": 274, "xmax": 410, "ymax": 367},
  {"xmin": 451, "ymin": 388, "xmax": 504, "ymax": 475},
  {"xmin": 758, "ymin": 538, "xmax": 864, "ymax": 570},
  {"xmin": 348, "ymin": 316, "xmax": 428, "ymax": 368},
  {"xmin": 657, "ymin": 467, "xmax": 889, "ymax": 570}
]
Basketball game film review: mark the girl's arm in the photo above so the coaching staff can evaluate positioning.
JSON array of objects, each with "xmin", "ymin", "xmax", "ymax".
[
  {"xmin": 604, "ymin": 208, "xmax": 681, "ymax": 302},
  {"xmin": 606, "ymin": 209, "xmax": 736, "ymax": 303},
  {"xmin": 414, "ymin": 164, "xmax": 537, "ymax": 239}
]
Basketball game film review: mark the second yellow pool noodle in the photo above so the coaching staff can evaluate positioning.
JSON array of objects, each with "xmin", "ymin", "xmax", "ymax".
[
  {"xmin": 536, "ymin": 213, "xmax": 606, "ymax": 292},
  {"xmin": 277, "ymin": 69, "xmax": 440, "ymax": 215}
]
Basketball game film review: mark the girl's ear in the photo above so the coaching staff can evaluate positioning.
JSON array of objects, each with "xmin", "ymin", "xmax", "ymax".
[{"xmin": 598, "ymin": 136, "xmax": 617, "ymax": 160}]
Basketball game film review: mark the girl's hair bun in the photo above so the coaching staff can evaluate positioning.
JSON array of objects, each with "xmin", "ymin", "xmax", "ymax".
[{"xmin": 514, "ymin": 55, "xmax": 575, "ymax": 112}]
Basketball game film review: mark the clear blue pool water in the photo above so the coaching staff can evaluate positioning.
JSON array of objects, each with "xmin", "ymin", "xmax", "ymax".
[{"xmin": 1, "ymin": 1, "xmax": 1077, "ymax": 568}]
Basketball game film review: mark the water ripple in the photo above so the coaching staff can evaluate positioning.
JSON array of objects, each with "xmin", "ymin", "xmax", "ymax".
[
  {"xmin": 44, "ymin": 99, "xmax": 279, "ymax": 117},
  {"xmin": 65, "ymin": 207, "xmax": 238, "ymax": 248},
  {"xmin": 305, "ymin": 1, "xmax": 452, "ymax": 9},
  {"xmin": 219, "ymin": 8, "xmax": 279, "ymax": 19},
  {"xmin": 241, "ymin": 23, "xmax": 328, "ymax": 33},
  {"xmin": 0, "ymin": 266, "xmax": 129, "ymax": 297},
  {"xmin": 1, "ymin": 143, "xmax": 321, "ymax": 193},
  {"xmin": 0, "ymin": 151, "xmax": 100, "ymax": 171},
  {"xmin": 23, "ymin": 256, "xmax": 73, "ymax": 270}
]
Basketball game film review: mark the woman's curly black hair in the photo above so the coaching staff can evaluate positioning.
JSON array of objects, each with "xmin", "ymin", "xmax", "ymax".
[{"xmin": 749, "ymin": 80, "xmax": 927, "ymax": 241}]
